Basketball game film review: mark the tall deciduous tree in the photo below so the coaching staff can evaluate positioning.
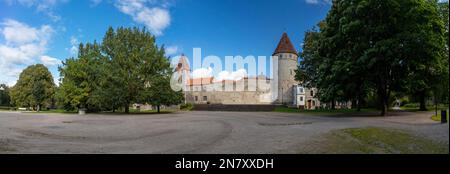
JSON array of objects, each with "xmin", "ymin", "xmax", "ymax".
[
  {"xmin": 58, "ymin": 27, "xmax": 184, "ymax": 113},
  {"xmin": 10, "ymin": 64, "xmax": 55, "ymax": 111},
  {"xmin": 297, "ymin": 0, "xmax": 447, "ymax": 115},
  {"xmin": 0, "ymin": 84, "xmax": 10, "ymax": 106},
  {"xmin": 140, "ymin": 75, "xmax": 184, "ymax": 113},
  {"xmin": 101, "ymin": 27, "xmax": 176, "ymax": 113},
  {"xmin": 437, "ymin": 2, "xmax": 449, "ymax": 106},
  {"xmin": 58, "ymin": 42, "xmax": 105, "ymax": 112}
]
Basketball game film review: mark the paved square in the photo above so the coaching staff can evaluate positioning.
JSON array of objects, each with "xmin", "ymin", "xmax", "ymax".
[{"xmin": 0, "ymin": 111, "xmax": 448, "ymax": 153}]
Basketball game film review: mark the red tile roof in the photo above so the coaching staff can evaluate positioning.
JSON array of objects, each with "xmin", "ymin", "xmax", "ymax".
[
  {"xmin": 188, "ymin": 77, "xmax": 214, "ymax": 86},
  {"xmin": 273, "ymin": 32, "xmax": 297, "ymax": 56}
]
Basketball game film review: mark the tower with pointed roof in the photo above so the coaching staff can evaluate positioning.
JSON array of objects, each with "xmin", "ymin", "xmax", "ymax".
[
  {"xmin": 175, "ymin": 54, "xmax": 191, "ymax": 104},
  {"xmin": 273, "ymin": 32, "xmax": 298, "ymax": 105}
]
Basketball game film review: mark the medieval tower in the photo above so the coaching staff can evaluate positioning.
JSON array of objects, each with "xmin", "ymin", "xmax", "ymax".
[{"xmin": 272, "ymin": 32, "xmax": 298, "ymax": 105}]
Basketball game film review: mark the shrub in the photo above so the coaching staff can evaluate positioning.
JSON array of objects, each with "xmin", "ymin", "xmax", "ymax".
[{"xmin": 180, "ymin": 103, "xmax": 193, "ymax": 111}]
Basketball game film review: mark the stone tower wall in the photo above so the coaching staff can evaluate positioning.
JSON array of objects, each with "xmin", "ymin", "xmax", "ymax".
[{"xmin": 274, "ymin": 53, "xmax": 298, "ymax": 105}]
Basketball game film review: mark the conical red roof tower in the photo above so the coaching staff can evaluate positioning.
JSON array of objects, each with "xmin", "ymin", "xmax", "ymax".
[{"xmin": 273, "ymin": 32, "xmax": 297, "ymax": 56}]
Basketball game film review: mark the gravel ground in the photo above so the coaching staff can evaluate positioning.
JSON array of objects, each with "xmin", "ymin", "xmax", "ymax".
[{"xmin": 0, "ymin": 110, "xmax": 447, "ymax": 154}]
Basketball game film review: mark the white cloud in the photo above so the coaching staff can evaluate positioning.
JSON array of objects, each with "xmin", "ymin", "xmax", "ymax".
[
  {"xmin": 0, "ymin": 19, "xmax": 55, "ymax": 86},
  {"xmin": 305, "ymin": 0, "xmax": 331, "ymax": 5},
  {"xmin": 40, "ymin": 55, "xmax": 60, "ymax": 66},
  {"xmin": 90, "ymin": 0, "xmax": 102, "ymax": 7},
  {"xmin": 0, "ymin": 45, "xmax": 34, "ymax": 65},
  {"xmin": 165, "ymin": 45, "xmax": 178, "ymax": 56},
  {"xmin": 3, "ymin": 0, "xmax": 68, "ymax": 22},
  {"xmin": 69, "ymin": 36, "xmax": 79, "ymax": 55},
  {"xmin": 1, "ymin": 19, "xmax": 45, "ymax": 45},
  {"xmin": 192, "ymin": 67, "xmax": 213, "ymax": 79},
  {"xmin": 215, "ymin": 69, "xmax": 247, "ymax": 82},
  {"xmin": 191, "ymin": 68, "xmax": 248, "ymax": 82},
  {"xmin": 115, "ymin": 0, "xmax": 171, "ymax": 36}
]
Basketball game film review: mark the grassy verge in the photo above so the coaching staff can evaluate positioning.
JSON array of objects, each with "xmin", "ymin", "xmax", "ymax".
[
  {"xmin": 400, "ymin": 104, "xmax": 449, "ymax": 112},
  {"xmin": 102, "ymin": 109, "xmax": 174, "ymax": 115},
  {"xmin": 22, "ymin": 108, "xmax": 175, "ymax": 115},
  {"xmin": 274, "ymin": 106, "xmax": 378, "ymax": 115},
  {"xmin": 0, "ymin": 106, "xmax": 11, "ymax": 111},
  {"xmin": 37, "ymin": 109, "xmax": 77, "ymax": 114},
  {"xmin": 180, "ymin": 103, "xmax": 193, "ymax": 111},
  {"xmin": 431, "ymin": 112, "xmax": 449, "ymax": 122},
  {"xmin": 317, "ymin": 127, "xmax": 448, "ymax": 154}
]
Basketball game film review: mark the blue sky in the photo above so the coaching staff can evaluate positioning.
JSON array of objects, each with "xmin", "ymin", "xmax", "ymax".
[{"xmin": 0, "ymin": 0, "xmax": 333, "ymax": 86}]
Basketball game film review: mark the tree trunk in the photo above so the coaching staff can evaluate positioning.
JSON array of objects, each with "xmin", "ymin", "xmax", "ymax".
[
  {"xmin": 331, "ymin": 99, "xmax": 336, "ymax": 110},
  {"xmin": 37, "ymin": 104, "xmax": 40, "ymax": 112},
  {"xmin": 378, "ymin": 89, "xmax": 389, "ymax": 116},
  {"xmin": 435, "ymin": 95, "xmax": 438, "ymax": 116},
  {"xmin": 157, "ymin": 105, "xmax": 160, "ymax": 113},
  {"xmin": 380, "ymin": 99, "xmax": 388, "ymax": 116},
  {"xmin": 419, "ymin": 90, "xmax": 427, "ymax": 111},
  {"xmin": 357, "ymin": 99, "xmax": 361, "ymax": 112},
  {"xmin": 124, "ymin": 103, "xmax": 129, "ymax": 113}
]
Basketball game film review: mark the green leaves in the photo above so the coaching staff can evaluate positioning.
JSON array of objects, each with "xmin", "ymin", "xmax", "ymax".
[
  {"xmin": 10, "ymin": 64, "xmax": 55, "ymax": 111},
  {"xmin": 297, "ymin": 0, "xmax": 448, "ymax": 114},
  {"xmin": 58, "ymin": 26, "xmax": 183, "ymax": 113},
  {"xmin": 0, "ymin": 84, "xmax": 10, "ymax": 106},
  {"xmin": 58, "ymin": 42, "xmax": 104, "ymax": 111}
]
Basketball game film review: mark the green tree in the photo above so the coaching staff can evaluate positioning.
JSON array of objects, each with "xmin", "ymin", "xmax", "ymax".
[
  {"xmin": 437, "ymin": 2, "xmax": 449, "ymax": 106},
  {"xmin": 402, "ymin": 0, "xmax": 447, "ymax": 111},
  {"xmin": 140, "ymin": 75, "xmax": 184, "ymax": 113},
  {"xmin": 101, "ymin": 27, "xmax": 171, "ymax": 113},
  {"xmin": 0, "ymin": 84, "xmax": 10, "ymax": 106},
  {"xmin": 297, "ymin": 0, "xmax": 446, "ymax": 115},
  {"xmin": 58, "ymin": 42, "xmax": 105, "ymax": 112},
  {"xmin": 58, "ymin": 27, "xmax": 184, "ymax": 113},
  {"xmin": 10, "ymin": 64, "xmax": 55, "ymax": 111},
  {"xmin": 297, "ymin": 24, "xmax": 341, "ymax": 109}
]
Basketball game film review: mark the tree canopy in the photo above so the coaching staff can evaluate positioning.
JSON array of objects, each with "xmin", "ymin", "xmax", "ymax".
[
  {"xmin": 57, "ymin": 26, "xmax": 183, "ymax": 113},
  {"xmin": 0, "ymin": 84, "xmax": 10, "ymax": 106},
  {"xmin": 297, "ymin": 0, "xmax": 447, "ymax": 115},
  {"xmin": 58, "ymin": 42, "xmax": 105, "ymax": 111},
  {"xmin": 10, "ymin": 64, "xmax": 56, "ymax": 111}
]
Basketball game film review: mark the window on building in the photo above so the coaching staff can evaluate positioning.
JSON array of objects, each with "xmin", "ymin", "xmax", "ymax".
[
  {"xmin": 195, "ymin": 96, "xmax": 198, "ymax": 101},
  {"xmin": 203, "ymin": 96, "xmax": 207, "ymax": 101},
  {"xmin": 310, "ymin": 90, "xmax": 314, "ymax": 96},
  {"xmin": 299, "ymin": 87, "xmax": 304, "ymax": 93},
  {"xmin": 300, "ymin": 96, "xmax": 303, "ymax": 101}
]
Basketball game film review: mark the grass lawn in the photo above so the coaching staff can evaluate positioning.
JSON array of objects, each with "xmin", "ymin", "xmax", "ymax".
[
  {"xmin": 431, "ymin": 112, "xmax": 449, "ymax": 122},
  {"xmin": 274, "ymin": 106, "xmax": 378, "ymax": 115},
  {"xmin": 102, "ymin": 109, "xmax": 174, "ymax": 115},
  {"xmin": 37, "ymin": 109, "xmax": 77, "ymax": 114},
  {"xmin": 317, "ymin": 127, "xmax": 448, "ymax": 154},
  {"xmin": 400, "ymin": 104, "xmax": 449, "ymax": 112},
  {"xmin": 21, "ymin": 108, "xmax": 175, "ymax": 115},
  {"xmin": 0, "ymin": 106, "xmax": 11, "ymax": 111}
]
